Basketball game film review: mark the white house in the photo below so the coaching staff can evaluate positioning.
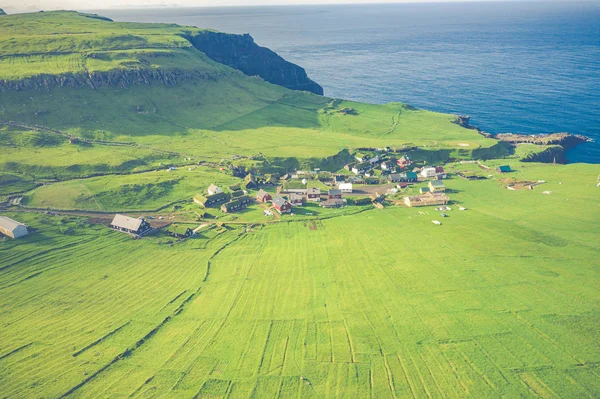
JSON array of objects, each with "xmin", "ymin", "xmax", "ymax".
[
  {"xmin": 339, "ymin": 183, "xmax": 353, "ymax": 193},
  {"xmin": 420, "ymin": 167, "xmax": 437, "ymax": 178},
  {"xmin": 0, "ymin": 216, "xmax": 28, "ymax": 239},
  {"xmin": 207, "ymin": 184, "xmax": 223, "ymax": 195}
]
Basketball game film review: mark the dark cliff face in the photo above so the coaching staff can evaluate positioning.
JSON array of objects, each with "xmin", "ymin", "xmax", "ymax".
[{"xmin": 184, "ymin": 31, "xmax": 324, "ymax": 95}]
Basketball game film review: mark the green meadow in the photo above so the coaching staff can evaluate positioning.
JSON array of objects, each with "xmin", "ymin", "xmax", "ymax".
[{"xmin": 1, "ymin": 163, "xmax": 599, "ymax": 398}]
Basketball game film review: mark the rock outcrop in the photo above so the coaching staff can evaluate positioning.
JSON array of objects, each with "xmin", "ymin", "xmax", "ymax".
[{"xmin": 184, "ymin": 31, "xmax": 323, "ymax": 95}]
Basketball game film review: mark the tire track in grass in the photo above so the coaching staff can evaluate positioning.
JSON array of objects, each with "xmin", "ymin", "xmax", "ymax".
[
  {"xmin": 0, "ymin": 342, "xmax": 33, "ymax": 361},
  {"xmin": 72, "ymin": 320, "xmax": 132, "ymax": 357}
]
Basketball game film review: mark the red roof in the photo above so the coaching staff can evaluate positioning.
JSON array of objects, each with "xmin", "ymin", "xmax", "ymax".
[{"xmin": 435, "ymin": 166, "xmax": 445, "ymax": 173}]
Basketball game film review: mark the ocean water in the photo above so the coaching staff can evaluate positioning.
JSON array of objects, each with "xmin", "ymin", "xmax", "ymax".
[{"xmin": 98, "ymin": 2, "xmax": 600, "ymax": 163}]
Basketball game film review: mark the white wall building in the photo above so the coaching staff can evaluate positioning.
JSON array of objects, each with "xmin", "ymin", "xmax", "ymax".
[
  {"xmin": 339, "ymin": 183, "xmax": 353, "ymax": 193},
  {"xmin": 420, "ymin": 167, "xmax": 437, "ymax": 178},
  {"xmin": 0, "ymin": 216, "xmax": 28, "ymax": 239}
]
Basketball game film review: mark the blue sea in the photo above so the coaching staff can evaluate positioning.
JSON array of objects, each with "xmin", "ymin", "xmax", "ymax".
[{"xmin": 97, "ymin": 1, "xmax": 600, "ymax": 163}]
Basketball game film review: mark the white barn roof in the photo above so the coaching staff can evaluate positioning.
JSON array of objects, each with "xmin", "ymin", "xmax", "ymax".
[{"xmin": 111, "ymin": 214, "xmax": 145, "ymax": 231}]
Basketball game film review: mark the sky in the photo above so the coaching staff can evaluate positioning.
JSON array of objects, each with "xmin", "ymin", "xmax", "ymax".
[{"xmin": 4, "ymin": 0, "xmax": 549, "ymax": 14}]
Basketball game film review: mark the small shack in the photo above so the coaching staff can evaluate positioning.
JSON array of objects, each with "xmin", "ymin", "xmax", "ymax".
[
  {"xmin": 428, "ymin": 180, "xmax": 446, "ymax": 192},
  {"xmin": 497, "ymin": 165, "xmax": 512, "ymax": 173},
  {"xmin": 321, "ymin": 198, "xmax": 344, "ymax": 208},
  {"xmin": 110, "ymin": 214, "xmax": 151, "ymax": 235},
  {"xmin": 0, "ymin": 216, "xmax": 28, "ymax": 239},
  {"xmin": 167, "ymin": 224, "xmax": 194, "ymax": 239}
]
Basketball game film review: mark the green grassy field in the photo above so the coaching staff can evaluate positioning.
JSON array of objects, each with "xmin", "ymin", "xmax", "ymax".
[{"xmin": 1, "ymin": 163, "xmax": 598, "ymax": 398}]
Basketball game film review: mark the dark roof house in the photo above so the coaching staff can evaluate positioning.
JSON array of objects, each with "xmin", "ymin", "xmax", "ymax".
[{"xmin": 110, "ymin": 214, "xmax": 151, "ymax": 235}]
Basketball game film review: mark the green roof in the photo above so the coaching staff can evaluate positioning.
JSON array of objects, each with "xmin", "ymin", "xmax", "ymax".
[
  {"xmin": 430, "ymin": 180, "xmax": 445, "ymax": 187},
  {"xmin": 498, "ymin": 165, "xmax": 512, "ymax": 172}
]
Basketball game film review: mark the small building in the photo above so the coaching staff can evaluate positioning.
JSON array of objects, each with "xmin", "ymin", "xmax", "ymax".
[
  {"xmin": 387, "ymin": 173, "xmax": 404, "ymax": 183},
  {"xmin": 405, "ymin": 172, "xmax": 418, "ymax": 182},
  {"xmin": 167, "ymin": 224, "xmax": 194, "ymax": 239},
  {"xmin": 307, "ymin": 187, "xmax": 321, "ymax": 202},
  {"xmin": 497, "ymin": 165, "xmax": 512, "ymax": 173},
  {"xmin": 110, "ymin": 214, "xmax": 151, "ymax": 235},
  {"xmin": 435, "ymin": 166, "xmax": 445, "ymax": 174},
  {"xmin": 256, "ymin": 189, "xmax": 272, "ymax": 203},
  {"xmin": 221, "ymin": 196, "xmax": 251, "ymax": 213},
  {"xmin": 364, "ymin": 170, "xmax": 376, "ymax": 178},
  {"xmin": 272, "ymin": 195, "xmax": 292, "ymax": 214},
  {"xmin": 289, "ymin": 193, "xmax": 304, "ymax": 205},
  {"xmin": 365, "ymin": 177, "xmax": 379, "ymax": 185},
  {"xmin": 264, "ymin": 174, "xmax": 279, "ymax": 185},
  {"xmin": 328, "ymin": 189, "xmax": 342, "ymax": 199},
  {"xmin": 245, "ymin": 174, "xmax": 259, "ymax": 189},
  {"xmin": 348, "ymin": 176, "xmax": 364, "ymax": 184},
  {"xmin": 231, "ymin": 189, "xmax": 244, "ymax": 198},
  {"xmin": 421, "ymin": 167, "xmax": 437, "ymax": 178},
  {"xmin": 0, "ymin": 216, "xmax": 28, "ymax": 239},
  {"xmin": 381, "ymin": 160, "xmax": 395, "ymax": 171},
  {"xmin": 428, "ymin": 180, "xmax": 446, "ymax": 192},
  {"xmin": 396, "ymin": 182, "xmax": 408, "ymax": 189},
  {"xmin": 334, "ymin": 175, "xmax": 345, "ymax": 183},
  {"xmin": 420, "ymin": 187, "xmax": 431, "ymax": 194},
  {"xmin": 339, "ymin": 183, "xmax": 353, "ymax": 193},
  {"xmin": 397, "ymin": 155, "xmax": 411, "ymax": 168},
  {"xmin": 207, "ymin": 184, "xmax": 223, "ymax": 196},
  {"xmin": 352, "ymin": 162, "xmax": 370, "ymax": 175},
  {"xmin": 354, "ymin": 197, "xmax": 372, "ymax": 206},
  {"xmin": 404, "ymin": 192, "xmax": 449, "ymax": 207},
  {"xmin": 321, "ymin": 198, "xmax": 345, "ymax": 208},
  {"xmin": 194, "ymin": 192, "xmax": 230, "ymax": 208},
  {"xmin": 355, "ymin": 153, "xmax": 368, "ymax": 162},
  {"xmin": 368, "ymin": 155, "xmax": 381, "ymax": 165}
]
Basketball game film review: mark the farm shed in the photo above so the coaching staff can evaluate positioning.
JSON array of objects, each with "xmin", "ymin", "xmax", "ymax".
[
  {"xmin": 328, "ymin": 189, "xmax": 342, "ymax": 199},
  {"xmin": 0, "ymin": 216, "xmax": 28, "ymax": 239},
  {"xmin": 321, "ymin": 198, "xmax": 344, "ymax": 208},
  {"xmin": 307, "ymin": 188, "xmax": 321, "ymax": 202},
  {"xmin": 256, "ymin": 189, "xmax": 272, "ymax": 203},
  {"xmin": 110, "ymin": 214, "xmax": 151, "ymax": 235},
  {"xmin": 194, "ymin": 192, "xmax": 230, "ymax": 208},
  {"xmin": 404, "ymin": 193, "xmax": 449, "ymax": 207},
  {"xmin": 167, "ymin": 224, "xmax": 194, "ymax": 239},
  {"xmin": 272, "ymin": 195, "xmax": 292, "ymax": 214},
  {"xmin": 339, "ymin": 183, "xmax": 353, "ymax": 193},
  {"xmin": 207, "ymin": 184, "xmax": 223, "ymax": 195},
  {"xmin": 428, "ymin": 180, "xmax": 446, "ymax": 192},
  {"xmin": 497, "ymin": 165, "xmax": 512, "ymax": 173},
  {"xmin": 288, "ymin": 193, "xmax": 304, "ymax": 205}
]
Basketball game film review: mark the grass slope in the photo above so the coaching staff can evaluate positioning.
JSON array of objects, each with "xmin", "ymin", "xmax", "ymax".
[{"xmin": 0, "ymin": 163, "xmax": 598, "ymax": 398}]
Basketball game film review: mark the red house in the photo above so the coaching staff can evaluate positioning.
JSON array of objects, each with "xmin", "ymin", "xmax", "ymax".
[
  {"xmin": 272, "ymin": 195, "xmax": 292, "ymax": 214},
  {"xmin": 256, "ymin": 189, "xmax": 272, "ymax": 203},
  {"xmin": 307, "ymin": 187, "xmax": 321, "ymax": 202},
  {"xmin": 328, "ymin": 189, "xmax": 342, "ymax": 199},
  {"xmin": 435, "ymin": 166, "xmax": 445, "ymax": 174}
]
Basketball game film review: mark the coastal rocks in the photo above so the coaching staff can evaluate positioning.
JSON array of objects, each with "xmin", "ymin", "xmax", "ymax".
[{"xmin": 183, "ymin": 31, "xmax": 324, "ymax": 95}]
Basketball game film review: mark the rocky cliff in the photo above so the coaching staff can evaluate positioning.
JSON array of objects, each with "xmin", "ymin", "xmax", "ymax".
[{"xmin": 184, "ymin": 31, "xmax": 324, "ymax": 95}]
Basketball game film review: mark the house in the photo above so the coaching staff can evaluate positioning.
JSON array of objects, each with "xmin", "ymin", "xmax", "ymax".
[
  {"xmin": 396, "ymin": 182, "xmax": 408, "ymax": 189},
  {"xmin": 0, "ymin": 216, "xmax": 28, "ymax": 239},
  {"xmin": 352, "ymin": 162, "xmax": 370, "ymax": 175},
  {"xmin": 404, "ymin": 192, "xmax": 449, "ymax": 207},
  {"xmin": 334, "ymin": 175, "xmax": 345, "ymax": 183},
  {"xmin": 421, "ymin": 167, "xmax": 437, "ymax": 178},
  {"xmin": 368, "ymin": 155, "xmax": 381, "ymax": 165},
  {"xmin": 497, "ymin": 165, "xmax": 512, "ymax": 173},
  {"xmin": 355, "ymin": 153, "xmax": 368, "ymax": 162},
  {"xmin": 339, "ymin": 183, "xmax": 353, "ymax": 193},
  {"xmin": 288, "ymin": 193, "xmax": 304, "ymax": 205},
  {"xmin": 381, "ymin": 160, "xmax": 396, "ymax": 171},
  {"xmin": 110, "ymin": 214, "xmax": 151, "ymax": 235},
  {"xmin": 365, "ymin": 177, "xmax": 379, "ymax": 185},
  {"xmin": 405, "ymin": 172, "xmax": 418, "ymax": 182},
  {"xmin": 167, "ymin": 224, "xmax": 194, "ymax": 239},
  {"xmin": 457, "ymin": 172, "xmax": 486, "ymax": 180},
  {"xmin": 231, "ymin": 190, "xmax": 244, "ymax": 198},
  {"xmin": 272, "ymin": 195, "xmax": 292, "ymax": 214},
  {"xmin": 256, "ymin": 189, "xmax": 272, "ymax": 203},
  {"xmin": 364, "ymin": 170, "xmax": 376, "ymax": 178},
  {"xmin": 428, "ymin": 180, "xmax": 446, "ymax": 192},
  {"xmin": 194, "ymin": 192, "xmax": 230, "ymax": 208},
  {"xmin": 397, "ymin": 155, "xmax": 411, "ymax": 168},
  {"xmin": 221, "ymin": 196, "xmax": 251, "ymax": 213},
  {"xmin": 435, "ymin": 166, "xmax": 445, "ymax": 174},
  {"xmin": 264, "ymin": 174, "xmax": 279, "ymax": 185},
  {"xmin": 387, "ymin": 173, "xmax": 404, "ymax": 183},
  {"xmin": 207, "ymin": 184, "xmax": 223, "ymax": 195},
  {"xmin": 420, "ymin": 187, "xmax": 431, "ymax": 194},
  {"xmin": 328, "ymin": 189, "xmax": 342, "ymax": 199},
  {"xmin": 348, "ymin": 176, "xmax": 364, "ymax": 184},
  {"xmin": 306, "ymin": 187, "xmax": 321, "ymax": 202},
  {"xmin": 354, "ymin": 197, "xmax": 372, "ymax": 206},
  {"xmin": 244, "ymin": 174, "xmax": 258, "ymax": 189},
  {"xmin": 321, "ymin": 198, "xmax": 344, "ymax": 208}
]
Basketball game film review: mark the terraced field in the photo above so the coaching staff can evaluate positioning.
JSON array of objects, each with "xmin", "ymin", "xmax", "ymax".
[{"xmin": 1, "ymin": 163, "xmax": 598, "ymax": 398}]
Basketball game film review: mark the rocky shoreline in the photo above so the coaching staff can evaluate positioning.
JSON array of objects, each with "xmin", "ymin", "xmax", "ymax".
[{"xmin": 453, "ymin": 115, "xmax": 591, "ymax": 163}]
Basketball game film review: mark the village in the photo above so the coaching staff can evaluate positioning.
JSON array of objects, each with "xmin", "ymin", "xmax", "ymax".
[{"xmin": 0, "ymin": 148, "xmax": 517, "ymax": 240}]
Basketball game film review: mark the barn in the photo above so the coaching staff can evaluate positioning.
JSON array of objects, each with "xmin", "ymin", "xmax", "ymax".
[
  {"xmin": 110, "ymin": 214, "xmax": 151, "ymax": 235},
  {"xmin": 0, "ymin": 216, "xmax": 28, "ymax": 239}
]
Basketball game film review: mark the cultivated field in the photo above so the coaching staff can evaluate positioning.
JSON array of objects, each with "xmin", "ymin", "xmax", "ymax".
[{"xmin": 1, "ymin": 163, "xmax": 598, "ymax": 398}]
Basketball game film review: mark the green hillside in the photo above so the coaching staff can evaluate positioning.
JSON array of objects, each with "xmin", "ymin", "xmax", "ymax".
[{"xmin": 0, "ymin": 10, "xmax": 598, "ymax": 399}]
